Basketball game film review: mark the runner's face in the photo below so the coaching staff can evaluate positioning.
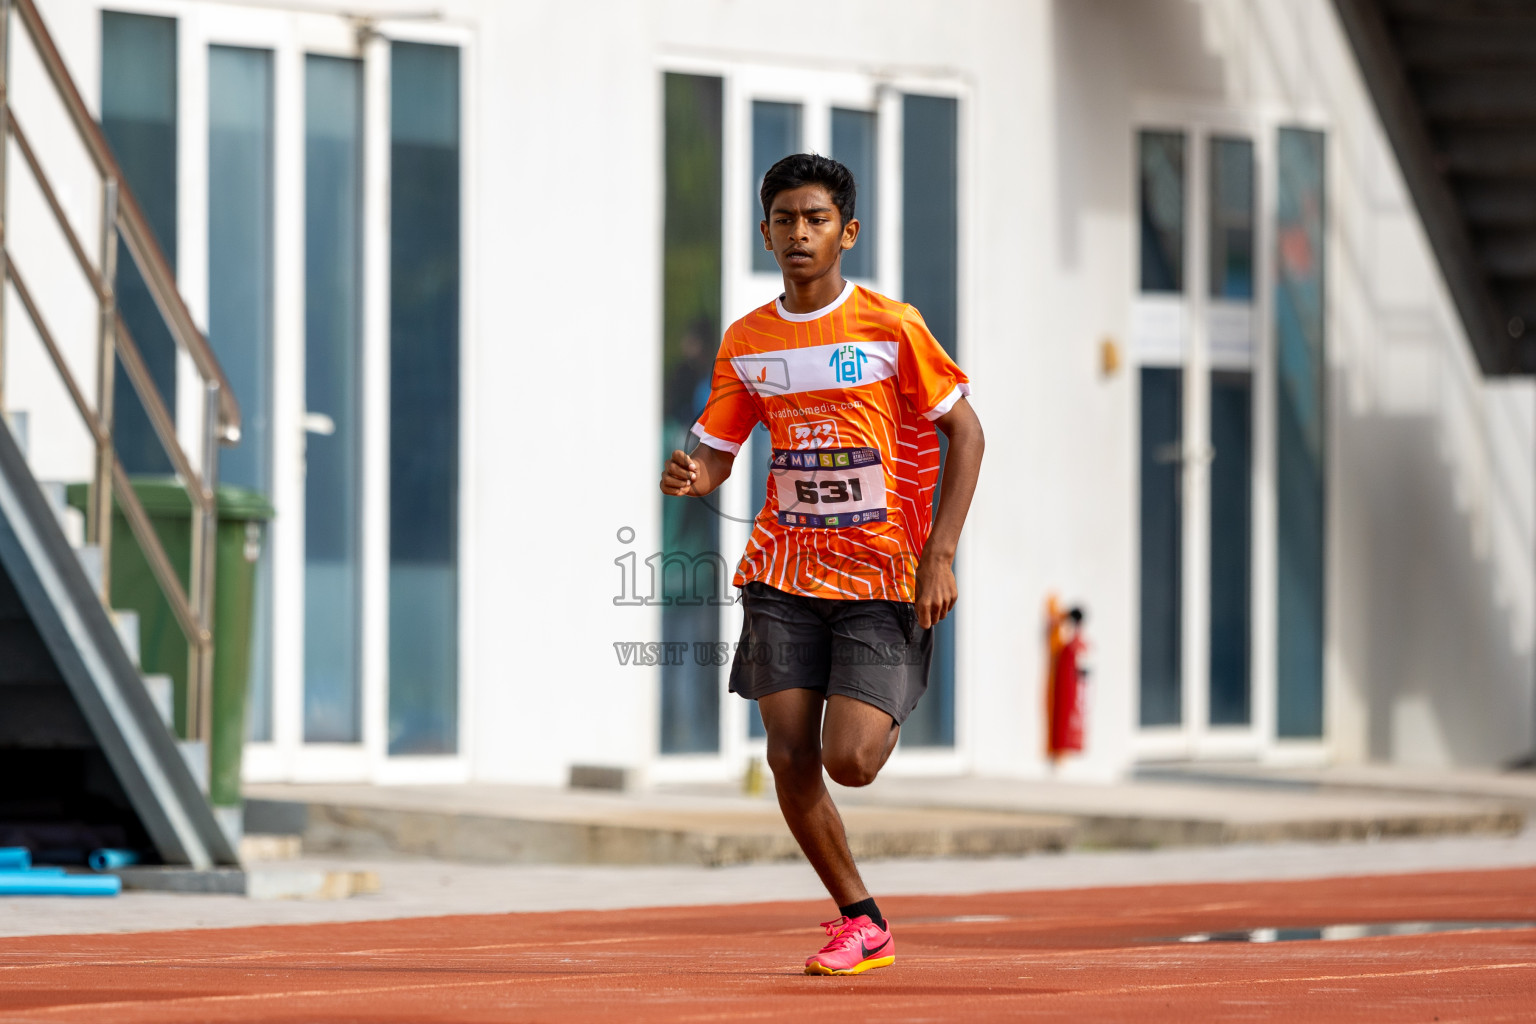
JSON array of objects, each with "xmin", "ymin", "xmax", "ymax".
[{"xmin": 761, "ymin": 184, "xmax": 859, "ymax": 284}]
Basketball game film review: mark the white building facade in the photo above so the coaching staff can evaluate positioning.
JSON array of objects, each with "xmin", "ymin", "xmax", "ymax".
[{"xmin": 7, "ymin": 0, "xmax": 1532, "ymax": 788}]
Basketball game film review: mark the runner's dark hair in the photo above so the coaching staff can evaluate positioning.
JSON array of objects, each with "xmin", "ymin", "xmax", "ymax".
[{"xmin": 760, "ymin": 153, "xmax": 857, "ymax": 225}]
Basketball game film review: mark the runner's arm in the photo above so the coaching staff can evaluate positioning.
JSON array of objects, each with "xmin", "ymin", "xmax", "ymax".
[
  {"xmin": 659, "ymin": 444, "xmax": 735, "ymax": 498},
  {"xmin": 914, "ymin": 397, "xmax": 984, "ymax": 629}
]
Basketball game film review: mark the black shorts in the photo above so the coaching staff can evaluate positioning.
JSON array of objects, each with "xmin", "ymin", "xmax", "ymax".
[{"xmin": 728, "ymin": 581, "xmax": 933, "ymax": 725}]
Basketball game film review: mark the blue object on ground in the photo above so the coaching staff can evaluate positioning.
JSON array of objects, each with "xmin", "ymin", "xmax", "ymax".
[
  {"xmin": 88, "ymin": 849, "xmax": 141, "ymax": 872},
  {"xmin": 0, "ymin": 848, "xmax": 30, "ymax": 871},
  {"xmin": 0, "ymin": 872, "xmax": 122, "ymax": 896}
]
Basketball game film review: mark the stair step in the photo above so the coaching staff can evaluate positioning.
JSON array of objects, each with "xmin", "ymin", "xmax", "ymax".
[
  {"xmin": 178, "ymin": 740, "xmax": 209, "ymax": 794},
  {"xmin": 5, "ymin": 410, "xmax": 27, "ymax": 459},
  {"xmin": 141, "ymin": 673, "xmax": 174, "ymax": 729},
  {"xmin": 240, "ymin": 833, "xmax": 302, "ymax": 863},
  {"xmin": 36, "ymin": 481, "xmax": 84, "ymax": 547},
  {"xmin": 37, "ymin": 479, "xmax": 63, "ymax": 510},
  {"xmin": 110, "ymin": 609, "xmax": 140, "ymax": 668},
  {"xmin": 215, "ymin": 805, "xmax": 243, "ymax": 848},
  {"xmin": 74, "ymin": 545, "xmax": 103, "ymax": 594}
]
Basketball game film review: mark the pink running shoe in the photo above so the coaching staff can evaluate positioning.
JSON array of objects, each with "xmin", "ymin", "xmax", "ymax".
[{"xmin": 804, "ymin": 914, "xmax": 895, "ymax": 975}]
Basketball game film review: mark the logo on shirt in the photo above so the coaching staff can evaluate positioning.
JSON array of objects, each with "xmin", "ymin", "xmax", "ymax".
[
  {"xmin": 791, "ymin": 420, "xmax": 838, "ymax": 450},
  {"xmin": 732, "ymin": 356, "xmax": 791, "ymax": 395},
  {"xmin": 830, "ymin": 344, "xmax": 869, "ymax": 384}
]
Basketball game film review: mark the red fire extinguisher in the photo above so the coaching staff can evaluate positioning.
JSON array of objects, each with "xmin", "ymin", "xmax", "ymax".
[{"xmin": 1046, "ymin": 600, "xmax": 1088, "ymax": 761}]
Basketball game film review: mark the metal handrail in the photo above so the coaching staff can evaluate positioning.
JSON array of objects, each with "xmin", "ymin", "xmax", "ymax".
[
  {"xmin": 0, "ymin": 0, "xmax": 232, "ymax": 759},
  {"xmin": 9, "ymin": 0, "xmax": 239, "ymax": 441}
]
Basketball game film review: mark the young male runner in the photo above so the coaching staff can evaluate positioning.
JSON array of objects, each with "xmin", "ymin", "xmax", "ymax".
[{"xmin": 658, "ymin": 153, "xmax": 983, "ymax": 975}]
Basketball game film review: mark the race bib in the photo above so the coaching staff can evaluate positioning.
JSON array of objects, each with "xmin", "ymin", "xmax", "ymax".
[{"xmin": 770, "ymin": 447, "xmax": 888, "ymax": 529}]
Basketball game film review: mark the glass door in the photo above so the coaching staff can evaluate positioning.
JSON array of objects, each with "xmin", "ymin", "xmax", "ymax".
[
  {"xmin": 301, "ymin": 52, "xmax": 364, "ymax": 746},
  {"xmin": 167, "ymin": 7, "xmax": 376, "ymax": 781},
  {"xmin": 1133, "ymin": 120, "xmax": 1263, "ymax": 759},
  {"xmin": 167, "ymin": 5, "xmax": 466, "ymax": 783}
]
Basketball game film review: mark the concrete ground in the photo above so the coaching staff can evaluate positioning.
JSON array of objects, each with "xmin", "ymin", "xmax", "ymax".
[{"xmin": 5, "ymin": 822, "xmax": 1536, "ymax": 938}]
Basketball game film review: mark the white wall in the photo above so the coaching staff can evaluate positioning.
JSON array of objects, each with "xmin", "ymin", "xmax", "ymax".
[
  {"xmin": 461, "ymin": 0, "xmax": 665, "ymax": 784},
  {"xmin": 5, "ymin": 0, "xmax": 109, "ymax": 492},
  {"xmin": 11, "ymin": 0, "xmax": 1531, "ymax": 785},
  {"xmin": 1043, "ymin": 0, "xmax": 1535, "ymax": 771}
]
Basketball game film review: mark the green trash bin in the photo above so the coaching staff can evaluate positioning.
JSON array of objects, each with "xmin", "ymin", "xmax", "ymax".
[{"xmin": 66, "ymin": 477, "xmax": 272, "ymax": 809}]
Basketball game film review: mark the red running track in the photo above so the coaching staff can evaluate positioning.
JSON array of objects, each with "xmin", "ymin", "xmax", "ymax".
[{"xmin": 0, "ymin": 867, "xmax": 1533, "ymax": 1022}]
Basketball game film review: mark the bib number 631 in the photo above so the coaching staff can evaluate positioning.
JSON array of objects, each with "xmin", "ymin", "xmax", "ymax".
[{"xmin": 793, "ymin": 478, "xmax": 864, "ymax": 505}]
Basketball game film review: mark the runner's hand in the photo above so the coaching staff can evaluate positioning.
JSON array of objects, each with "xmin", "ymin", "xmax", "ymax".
[
  {"xmin": 660, "ymin": 449, "xmax": 698, "ymax": 496},
  {"xmin": 914, "ymin": 557, "xmax": 957, "ymax": 630}
]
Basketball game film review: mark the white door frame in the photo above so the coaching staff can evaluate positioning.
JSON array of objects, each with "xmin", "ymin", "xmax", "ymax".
[
  {"xmin": 1130, "ymin": 100, "xmax": 1274, "ymax": 763},
  {"xmin": 97, "ymin": 0, "xmax": 475, "ymax": 785}
]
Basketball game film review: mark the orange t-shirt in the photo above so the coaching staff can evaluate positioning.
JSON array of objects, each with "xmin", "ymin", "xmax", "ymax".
[{"xmin": 691, "ymin": 282, "xmax": 970, "ymax": 602}]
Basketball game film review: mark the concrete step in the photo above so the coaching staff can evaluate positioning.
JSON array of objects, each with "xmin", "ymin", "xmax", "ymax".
[
  {"xmin": 215, "ymin": 804, "xmax": 243, "ymax": 849},
  {"xmin": 5, "ymin": 410, "xmax": 28, "ymax": 458},
  {"xmin": 73, "ymin": 544, "xmax": 103, "ymax": 595},
  {"xmin": 244, "ymin": 785, "xmax": 1078, "ymax": 868},
  {"xmin": 240, "ymin": 833, "xmax": 303, "ymax": 863},
  {"xmin": 178, "ymin": 740, "xmax": 208, "ymax": 795},
  {"xmin": 35, "ymin": 480, "xmax": 84, "ymax": 546},
  {"xmin": 1138, "ymin": 762, "xmax": 1536, "ymax": 810},
  {"xmin": 244, "ymin": 779, "xmax": 1529, "ymax": 869},
  {"xmin": 110, "ymin": 609, "xmax": 140, "ymax": 668},
  {"xmin": 141, "ymin": 673, "xmax": 174, "ymax": 729},
  {"xmin": 110, "ymin": 864, "xmax": 380, "ymax": 900}
]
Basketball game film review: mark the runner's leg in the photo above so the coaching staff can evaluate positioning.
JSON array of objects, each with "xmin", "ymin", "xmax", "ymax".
[
  {"xmin": 760, "ymin": 687, "xmax": 869, "ymax": 907},
  {"xmin": 820, "ymin": 694, "xmax": 899, "ymax": 788}
]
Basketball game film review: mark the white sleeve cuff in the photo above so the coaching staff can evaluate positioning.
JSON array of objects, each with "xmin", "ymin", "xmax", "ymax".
[
  {"xmin": 921, "ymin": 382, "xmax": 972, "ymax": 422},
  {"xmin": 691, "ymin": 422, "xmax": 743, "ymax": 455}
]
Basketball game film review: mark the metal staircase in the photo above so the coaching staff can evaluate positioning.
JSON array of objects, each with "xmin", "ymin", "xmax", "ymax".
[{"xmin": 0, "ymin": 0, "xmax": 240, "ymax": 868}]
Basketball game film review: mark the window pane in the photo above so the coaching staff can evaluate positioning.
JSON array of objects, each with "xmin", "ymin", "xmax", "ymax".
[
  {"xmin": 1209, "ymin": 137, "xmax": 1255, "ymax": 300},
  {"xmin": 1138, "ymin": 130, "xmax": 1185, "ymax": 294},
  {"xmin": 1139, "ymin": 367, "xmax": 1183, "ymax": 727},
  {"xmin": 1208, "ymin": 370, "xmax": 1252, "ymax": 726},
  {"xmin": 101, "ymin": 12, "xmax": 177, "ymax": 475},
  {"xmin": 751, "ymin": 100, "xmax": 801, "ymax": 273},
  {"xmin": 304, "ymin": 55, "xmax": 364, "ymax": 744},
  {"xmin": 899, "ymin": 93, "xmax": 958, "ymax": 748},
  {"xmin": 661, "ymin": 73, "xmax": 724, "ymax": 754},
  {"xmin": 831, "ymin": 108, "xmax": 877, "ymax": 280},
  {"xmin": 208, "ymin": 45, "xmax": 275, "ymax": 741},
  {"xmin": 1275, "ymin": 127, "xmax": 1326, "ymax": 739},
  {"xmin": 388, "ymin": 42, "xmax": 461, "ymax": 755}
]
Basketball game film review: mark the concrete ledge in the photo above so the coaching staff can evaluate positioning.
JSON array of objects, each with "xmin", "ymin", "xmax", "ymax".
[
  {"xmin": 114, "ymin": 864, "xmax": 381, "ymax": 900},
  {"xmin": 243, "ymin": 777, "xmax": 1527, "ymax": 869},
  {"xmin": 116, "ymin": 866, "xmax": 246, "ymax": 894},
  {"xmin": 286, "ymin": 800, "xmax": 1077, "ymax": 868},
  {"xmin": 1069, "ymin": 809, "xmax": 1525, "ymax": 850}
]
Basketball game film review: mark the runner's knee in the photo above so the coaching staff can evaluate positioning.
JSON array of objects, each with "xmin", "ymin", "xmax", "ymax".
[
  {"xmin": 822, "ymin": 748, "xmax": 879, "ymax": 788},
  {"xmin": 767, "ymin": 740, "xmax": 821, "ymax": 782}
]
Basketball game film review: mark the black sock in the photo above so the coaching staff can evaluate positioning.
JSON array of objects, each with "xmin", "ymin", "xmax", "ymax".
[{"xmin": 839, "ymin": 897, "xmax": 885, "ymax": 929}]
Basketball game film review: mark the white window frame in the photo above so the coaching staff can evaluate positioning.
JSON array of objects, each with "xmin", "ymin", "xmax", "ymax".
[
  {"xmin": 1129, "ymin": 97, "xmax": 1331, "ymax": 766},
  {"xmin": 90, "ymin": 1, "xmax": 476, "ymax": 786}
]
